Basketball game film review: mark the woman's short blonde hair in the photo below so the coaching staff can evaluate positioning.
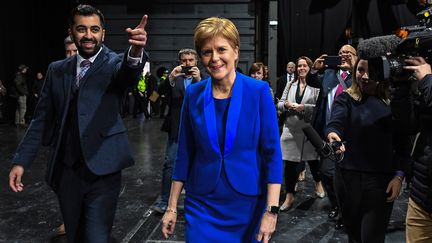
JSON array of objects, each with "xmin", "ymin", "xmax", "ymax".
[{"xmin": 194, "ymin": 17, "xmax": 240, "ymax": 56}]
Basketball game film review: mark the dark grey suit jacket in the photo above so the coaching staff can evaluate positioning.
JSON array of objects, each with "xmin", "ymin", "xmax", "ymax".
[{"xmin": 12, "ymin": 45, "xmax": 146, "ymax": 189}]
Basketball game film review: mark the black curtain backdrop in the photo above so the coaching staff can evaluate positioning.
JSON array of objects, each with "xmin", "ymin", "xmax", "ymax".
[
  {"xmin": 0, "ymin": 0, "xmax": 75, "ymax": 121},
  {"xmin": 0, "ymin": 1, "xmax": 74, "ymax": 89},
  {"xmin": 277, "ymin": 0, "xmax": 418, "ymax": 77}
]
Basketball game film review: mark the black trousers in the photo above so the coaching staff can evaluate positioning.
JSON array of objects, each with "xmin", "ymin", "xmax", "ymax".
[
  {"xmin": 320, "ymin": 157, "xmax": 339, "ymax": 208},
  {"xmin": 337, "ymin": 169, "xmax": 394, "ymax": 243},
  {"xmin": 56, "ymin": 163, "xmax": 121, "ymax": 243},
  {"xmin": 284, "ymin": 160, "xmax": 320, "ymax": 193}
]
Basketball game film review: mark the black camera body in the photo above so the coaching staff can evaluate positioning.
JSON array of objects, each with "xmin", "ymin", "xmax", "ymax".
[
  {"xmin": 324, "ymin": 56, "xmax": 342, "ymax": 68},
  {"xmin": 368, "ymin": 5, "xmax": 432, "ymax": 82},
  {"xmin": 181, "ymin": 66, "xmax": 193, "ymax": 75}
]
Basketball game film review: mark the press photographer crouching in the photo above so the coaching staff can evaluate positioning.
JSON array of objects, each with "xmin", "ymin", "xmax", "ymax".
[{"xmin": 324, "ymin": 36, "xmax": 411, "ymax": 243}]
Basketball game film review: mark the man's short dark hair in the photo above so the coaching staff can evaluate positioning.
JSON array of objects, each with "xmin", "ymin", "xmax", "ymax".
[{"xmin": 69, "ymin": 4, "xmax": 105, "ymax": 28}]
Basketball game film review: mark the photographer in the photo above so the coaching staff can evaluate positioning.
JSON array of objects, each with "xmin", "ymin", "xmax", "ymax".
[
  {"xmin": 325, "ymin": 40, "xmax": 410, "ymax": 242},
  {"xmin": 307, "ymin": 44, "xmax": 357, "ymax": 227},
  {"xmin": 401, "ymin": 56, "xmax": 432, "ymax": 243},
  {"xmin": 154, "ymin": 48, "xmax": 207, "ymax": 213}
]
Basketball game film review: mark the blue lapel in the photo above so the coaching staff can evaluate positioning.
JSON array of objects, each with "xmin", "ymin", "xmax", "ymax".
[
  {"xmin": 203, "ymin": 72, "xmax": 243, "ymax": 156},
  {"xmin": 224, "ymin": 73, "xmax": 242, "ymax": 156},
  {"xmin": 203, "ymin": 79, "xmax": 219, "ymax": 154}
]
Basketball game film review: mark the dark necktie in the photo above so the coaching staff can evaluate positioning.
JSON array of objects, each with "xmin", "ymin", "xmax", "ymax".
[{"xmin": 76, "ymin": 60, "xmax": 91, "ymax": 86}]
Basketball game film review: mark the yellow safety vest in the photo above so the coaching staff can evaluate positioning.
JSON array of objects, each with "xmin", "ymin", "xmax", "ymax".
[{"xmin": 137, "ymin": 75, "xmax": 146, "ymax": 92}]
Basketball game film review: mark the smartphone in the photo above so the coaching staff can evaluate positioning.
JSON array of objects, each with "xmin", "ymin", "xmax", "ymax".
[
  {"xmin": 324, "ymin": 56, "xmax": 342, "ymax": 67},
  {"xmin": 181, "ymin": 66, "xmax": 193, "ymax": 74}
]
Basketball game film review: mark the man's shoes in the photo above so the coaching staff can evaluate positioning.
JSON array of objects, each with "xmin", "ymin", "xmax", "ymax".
[
  {"xmin": 328, "ymin": 206, "xmax": 339, "ymax": 219},
  {"xmin": 335, "ymin": 218, "xmax": 344, "ymax": 231}
]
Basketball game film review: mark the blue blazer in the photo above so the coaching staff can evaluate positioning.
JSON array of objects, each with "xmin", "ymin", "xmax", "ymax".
[
  {"xmin": 12, "ymin": 46, "xmax": 146, "ymax": 189},
  {"xmin": 172, "ymin": 72, "xmax": 283, "ymax": 196}
]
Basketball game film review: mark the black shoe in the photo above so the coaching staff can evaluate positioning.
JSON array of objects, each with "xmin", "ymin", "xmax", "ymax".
[
  {"xmin": 328, "ymin": 206, "xmax": 339, "ymax": 219},
  {"xmin": 335, "ymin": 218, "xmax": 344, "ymax": 230}
]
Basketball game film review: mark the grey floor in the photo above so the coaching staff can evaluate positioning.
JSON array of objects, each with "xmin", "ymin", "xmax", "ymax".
[{"xmin": 0, "ymin": 116, "xmax": 408, "ymax": 242}]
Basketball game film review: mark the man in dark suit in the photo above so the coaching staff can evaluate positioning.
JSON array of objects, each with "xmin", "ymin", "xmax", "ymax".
[
  {"xmin": 307, "ymin": 44, "xmax": 357, "ymax": 229},
  {"xmin": 276, "ymin": 61, "xmax": 296, "ymax": 101},
  {"xmin": 275, "ymin": 61, "xmax": 296, "ymax": 134},
  {"xmin": 8, "ymin": 4, "xmax": 148, "ymax": 242},
  {"xmin": 153, "ymin": 48, "xmax": 206, "ymax": 213}
]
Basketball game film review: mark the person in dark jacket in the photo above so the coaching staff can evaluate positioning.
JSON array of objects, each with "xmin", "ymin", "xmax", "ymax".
[
  {"xmin": 13, "ymin": 64, "xmax": 29, "ymax": 127},
  {"xmin": 153, "ymin": 48, "xmax": 206, "ymax": 213},
  {"xmin": 307, "ymin": 45, "xmax": 357, "ymax": 227},
  {"xmin": 325, "ymin": 54, "xmax": 410, "ymax": 243},
  {"xmin": 400, "ymin": 56, "xmax": 432, "ymax": 243},
  {"xmin": 8, "ymin": 4, "xmax": 149, "ymax": 242}
]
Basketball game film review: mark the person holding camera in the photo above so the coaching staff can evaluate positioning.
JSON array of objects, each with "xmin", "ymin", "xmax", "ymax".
[
  {"xmin": 154, "ymin": 48, "xmax": 207, "ymax": 214},
  {"xmin": 325, "ymin": 45, "xmax": 410, "ymax": 243},
  {"xmin": 401, "ymin": 56, "xmax": 432, "ymax": 243},
  {"xmin": 307, "ymin": 44, "xmax": 357, "ymax": 227}
]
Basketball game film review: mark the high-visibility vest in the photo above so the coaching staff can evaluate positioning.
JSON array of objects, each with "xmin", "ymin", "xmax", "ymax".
[{"xmin": 137, "ymin": 75, "xmax": 146, "ymax": 92}]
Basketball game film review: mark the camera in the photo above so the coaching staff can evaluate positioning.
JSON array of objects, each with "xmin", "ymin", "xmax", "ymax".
[
  {"xmin": 324, "ymin": 56, "xmax": 342, "ymax": 68},
  {"xmin": 368, "ymin": 5, "xmax": 432, "ymax": 82},
  {"xmin": 181, "ymin": 66, "xmax": 193, "ymax": 75}
]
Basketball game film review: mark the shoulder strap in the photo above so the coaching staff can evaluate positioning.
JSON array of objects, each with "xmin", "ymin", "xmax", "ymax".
[{"xmin": 336, "ymin": 72, "xmax": 348, "ymax": 90}]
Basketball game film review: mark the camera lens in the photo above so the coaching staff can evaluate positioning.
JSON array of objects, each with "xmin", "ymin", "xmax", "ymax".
[{"xmin": 388, "ymin": 57, "xmax": 405, "ymax": 77}]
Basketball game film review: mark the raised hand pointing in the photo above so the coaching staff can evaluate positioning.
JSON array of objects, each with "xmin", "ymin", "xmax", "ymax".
[{"xmin": 126, "ymin": 14, "xmax": 148, "ymax": 57}]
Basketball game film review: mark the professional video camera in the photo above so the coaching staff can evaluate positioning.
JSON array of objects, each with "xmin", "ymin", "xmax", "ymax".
[{"xmin": 365, "ymin": 4, "xmax": 432, "ymax": 82}]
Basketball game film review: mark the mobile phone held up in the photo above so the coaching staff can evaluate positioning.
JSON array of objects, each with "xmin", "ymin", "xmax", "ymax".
[
  {"xmin": 181, "ymin": 66, "xmax": 193, "ymax": 75},
  {"xmin": 324, "ymin": 56, "xmax": 342, "ymax": 68}
]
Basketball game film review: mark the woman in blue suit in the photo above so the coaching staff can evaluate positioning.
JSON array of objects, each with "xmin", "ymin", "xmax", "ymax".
[{"xmin": 161, "ymin": 17, "xmax": 283, "ymax": 243}]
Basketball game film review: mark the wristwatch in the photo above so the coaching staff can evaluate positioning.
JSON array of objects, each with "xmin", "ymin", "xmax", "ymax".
[{"xmin": 266, "ymin": 205, "xmax": 280, "ymax": 215}]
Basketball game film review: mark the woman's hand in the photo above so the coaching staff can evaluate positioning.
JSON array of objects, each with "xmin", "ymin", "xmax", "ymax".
[
  {"xmin": 386, "ymin": 176, "xmax": 403, "ymax": 202},
  {"xmin": 256, "ymin": 212, "xmax": 277, "ymax": 243},
  {"xmin": 327, "ymin": 132, "xmax": 345, "ymax": 153},
  {"xmin": 292, "ymin": 103, "xmax": 304, "ymax": 112},
  {"xmin": 161, "ymin": 208, "xmax": 177, "ymax": 239}
]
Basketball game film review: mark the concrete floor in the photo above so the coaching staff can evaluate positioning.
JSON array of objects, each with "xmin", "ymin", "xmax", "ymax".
[{"xmin": 0, "ymin": 116, "xmax": 408, "ymax": 242}]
